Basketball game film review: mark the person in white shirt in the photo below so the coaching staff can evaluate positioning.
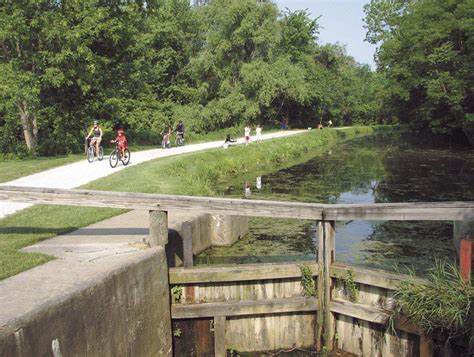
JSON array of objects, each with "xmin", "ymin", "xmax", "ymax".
[
  {"xmin": 255, "ymin": 124, "xmax": 262, "ymax": 143},
  {"xmin": 244, "ymin": 125, "xmax": 251, "ymax": 145}
]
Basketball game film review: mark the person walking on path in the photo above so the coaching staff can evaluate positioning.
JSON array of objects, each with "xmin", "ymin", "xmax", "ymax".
[
  {"xmin": 255, "ymin": 124, "xmax": 262, "ymax": 143},
  {"xmin": 244, "ymin": 125, "xmax": 251, "ymax": 145}
]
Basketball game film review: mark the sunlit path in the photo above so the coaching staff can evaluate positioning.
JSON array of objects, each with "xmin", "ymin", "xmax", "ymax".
[{"xmin": 0, "ymin": 130, "xmax": 305, "ymax": 218}]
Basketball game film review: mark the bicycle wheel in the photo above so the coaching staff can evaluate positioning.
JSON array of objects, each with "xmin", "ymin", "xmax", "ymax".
[
  {"xmin": 87, "ymin": 146, "xmax": 94, "ymax": 163},
  {"xmin": 98, "ymin": 146, "xmax": 104, "ymax": 161},
  {"xmin": 176, "ymin": 136, "xmax": 183, "ymax": 147},
  {"xmin": 121, "ymin": 149, "xmax": 130, "ymax": 166},
  {"xmin": 109, "ymin": 149, "xmax": 119, "ymax": 168}
]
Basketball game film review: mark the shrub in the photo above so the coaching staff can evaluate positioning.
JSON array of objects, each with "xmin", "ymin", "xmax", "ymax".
[{"xmin": 389, "ymin": 259, "xmax": 474, "ymax": 353}]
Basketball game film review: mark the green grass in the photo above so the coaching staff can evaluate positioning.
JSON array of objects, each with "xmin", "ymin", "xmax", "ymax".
[
  {"xmin": 0, "ymin": 205, "xmax": 123, "ymax": 280},
  {"xmin": 0, "ymin": 126, "xmax": 385, "ymax": 280},
  {"xmin": 0, "ymin": 154, "xmax": 84, "ymax": 183}
]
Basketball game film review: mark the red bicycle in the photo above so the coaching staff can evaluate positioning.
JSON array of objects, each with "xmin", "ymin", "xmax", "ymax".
[{"xmin": 109, "ymin": 142, "xmax": 130, "ymax": 168}]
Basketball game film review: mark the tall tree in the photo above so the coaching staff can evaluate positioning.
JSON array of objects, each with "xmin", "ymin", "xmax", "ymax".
[{"xmin": 364, "ymin": 0, "xmax": 474, "ymax": 141}]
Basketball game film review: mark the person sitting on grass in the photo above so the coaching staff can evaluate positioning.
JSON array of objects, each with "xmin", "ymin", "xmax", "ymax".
[
  {"xmin": 223, "ymin": 134, "xmax": 237, "ymax": 148},
  {"xmin": 111, "ymin": 129, "xmax": 128, "ymax": 158}
]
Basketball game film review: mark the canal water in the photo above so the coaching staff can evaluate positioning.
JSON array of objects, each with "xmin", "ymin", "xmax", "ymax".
[{"xmin": 196, "ymin": 132, "xmax": 474, "ymax": 274}]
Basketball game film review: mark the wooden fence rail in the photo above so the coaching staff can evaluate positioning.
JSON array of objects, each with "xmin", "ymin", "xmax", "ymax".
[{"xmin": 1, "ymin": 185, "xmax": 473, "ymax": 220}]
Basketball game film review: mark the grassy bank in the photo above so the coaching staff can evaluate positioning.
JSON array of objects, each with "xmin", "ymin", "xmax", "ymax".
[
  {"xmin": 0, "ymin": 126, "xmax": 387, "ymax": 279},
  {"xmin": 84, "ymin": 126, "xmax": 383, "ymax": 196}
]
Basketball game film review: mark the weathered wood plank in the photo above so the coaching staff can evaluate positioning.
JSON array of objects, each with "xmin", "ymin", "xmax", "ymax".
[
  {"xmin": 331, "ymin": 264, "xmax": 428, "ymax": 291},
  {"xmin": 181, "ymin": 221, "xmax": 193, "ymax": 268},
  {"xmin": 0, "ymin": 185, "xmax": 324, "ymax": 219},
  {"xmin": 332, "ymin": 298, "xmax": 387, "ymax": 325},
  {"xmin": 214, "ymin": 316, "xmax": 226, "ymax": 357},
  {"xmin": 2, "ymin": 185, "xmax": 473, "ymax": 220},
  {"xmin": 149, "ymin": 210, "xmax": 168, "ymax": 247},
  {"xmin": 171, "ymin": 297, "xmax": 318, "ymax": 319},
  {"xmin": 323, "ymin": 221, "xmax": 335, "ymax": 351},
  {"xmin": 170, "ymin": 262, "xmax": 428, "ymax": 292},
  {"xmin": 331, "ymin": 298, "xmax": 419, "ymax": 334},
  {"xmin": 316, "ymin": 222, "xmax": 325, "ymax": 351},
  {"xmin": 169, "ymin": 262, "xmax": 318, "ymax": 284},
  {"xmin": 323, "ymin": 201, "xmax": 474, "ymax": 221}
]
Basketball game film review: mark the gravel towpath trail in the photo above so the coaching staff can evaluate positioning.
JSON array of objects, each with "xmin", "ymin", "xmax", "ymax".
[{"xmin": 0, "ymin": 130, "xmax": 305, "ymax": 218}]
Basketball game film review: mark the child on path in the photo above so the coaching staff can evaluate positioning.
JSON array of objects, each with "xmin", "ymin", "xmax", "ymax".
[
  {"xmin": 244, "ymin": 125, "xmax": 251, "ymax": 145},
  {"xmin": 111, "ymin": 129, "xmax": 128, "ymax": 158},
  {"xmin": 255, "ymin": 124, "xmax": 262, "ymax": 143},
  {"xmin": 244, "ymin": 181, "xmax": 251, "ymax": 198}
]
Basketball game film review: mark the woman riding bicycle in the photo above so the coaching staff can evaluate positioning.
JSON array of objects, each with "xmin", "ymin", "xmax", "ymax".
[
  {"xmin": 86, "ymin": 120, "xmax": 103, "ymax": 157},
  {"xmin": 161, "ymin": 123, "xmax": 173, "ymax": 149}
]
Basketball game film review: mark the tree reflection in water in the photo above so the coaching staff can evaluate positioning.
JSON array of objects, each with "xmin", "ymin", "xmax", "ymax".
[{"xmin": 197, "ymin": 133, "xmax": 474, "ymax": 274}]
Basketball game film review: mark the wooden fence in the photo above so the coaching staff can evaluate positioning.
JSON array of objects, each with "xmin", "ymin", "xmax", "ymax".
[{"xmin": 1, "ymin": 185, "xmax": 473, "ymax": 356}]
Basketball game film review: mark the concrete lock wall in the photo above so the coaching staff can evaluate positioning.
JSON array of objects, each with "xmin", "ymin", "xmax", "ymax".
[
  {"xmin": 0, "ymin": 248, "xmax": 172, "ymax": 357},
  {"xmin": 184, "ymin": 214, "xmax": 249, "ymax": 256},
  {"xmin": 210, "ymin": 215, "xmax": 249, "ymax": 247}
]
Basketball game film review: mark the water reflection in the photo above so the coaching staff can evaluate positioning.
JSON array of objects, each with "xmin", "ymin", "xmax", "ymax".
[{"xmin": 196, "ymin": 133, "xmax": 474, "ymax": 274}]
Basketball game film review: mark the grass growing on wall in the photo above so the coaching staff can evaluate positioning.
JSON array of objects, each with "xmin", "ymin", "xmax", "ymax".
[
  {"xmin": 389, "ymin": 260, "xmax": 474, "ymax": 354},
  {"xmin": 0, "ymin": 126, "xmax": 384, "ymax": 280}
]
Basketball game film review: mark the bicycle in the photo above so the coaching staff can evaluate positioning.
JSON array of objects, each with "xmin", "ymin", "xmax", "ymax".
[
  {"xmin": 175, "ymin": 132, "xmax": 185, "ymax": 147},
  {"xmin": 109, "ymin": 142, "xmax": 130, "ymax": 168},
  {"xmin": 86, "ymin": 138, "xmax": 104, "ymax": 163}
]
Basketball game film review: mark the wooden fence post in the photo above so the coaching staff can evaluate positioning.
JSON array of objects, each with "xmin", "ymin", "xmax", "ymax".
[
  {"xmin": 149, "ymin": 210, "xmax": 168, "ymax": 247},
  {"xmin": 182, "ymin": 221, "xmax": 194, "ymax": 269},
  {"xmin": 214, "ymin": 315, "xmax": 227, "ymax": 357},
  {"xmin": 149, "ymin": 210, "xmax": 173, "ymax": 356},
  {"xmin": 317, "ymin": 221, "xmax": 324, "ymax": 351},
  {"xmin": 317, "ymin": 220, "xmax": 336, "ymax": 352},
  {"xmin": 460, "ymin": 234, "xmax": 473, "ymax": 283}
]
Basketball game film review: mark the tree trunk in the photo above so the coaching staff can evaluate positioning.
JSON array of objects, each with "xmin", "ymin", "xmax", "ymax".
[{"xmin": 16, "ymin": 101, "xmax": 37, "ymax": 155}]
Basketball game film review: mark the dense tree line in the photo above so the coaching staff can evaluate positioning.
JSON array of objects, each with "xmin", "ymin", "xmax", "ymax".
[
  {"xmin": 364, "ymin": 0, "xmax": 474, "ymax": 144},
  {"xmin": 0, "ymin": 0, "xmax": 384, "ymax": 155}
]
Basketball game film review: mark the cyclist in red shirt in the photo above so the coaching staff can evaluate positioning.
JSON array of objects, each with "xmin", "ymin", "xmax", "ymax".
[{"xmin": 111, "ymin": 129, "xmax": 128, "ymax": 159}]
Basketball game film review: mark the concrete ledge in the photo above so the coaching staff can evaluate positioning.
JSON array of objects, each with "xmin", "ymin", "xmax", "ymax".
[
  {"xmin": 0, "ymin": 248, "xmax": 171, "ymax": 356},
  {"xmin": 0, "ymin": 210, "xmax": 177, "ymax": 356}
]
